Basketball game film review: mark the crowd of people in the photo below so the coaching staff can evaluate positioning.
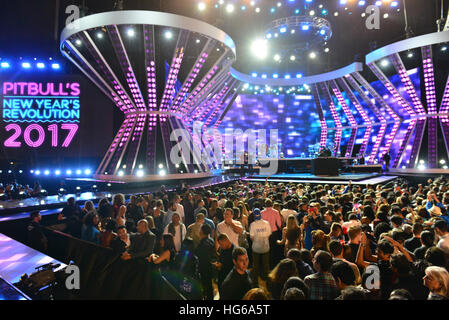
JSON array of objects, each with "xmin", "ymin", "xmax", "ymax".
[
  {"xmin": 0, "ymin": 181, "xmax": 43, "ymax": 200},
  {"xmin": 28, "ymin": 175, "xmax": 449, "ymax": 300}
]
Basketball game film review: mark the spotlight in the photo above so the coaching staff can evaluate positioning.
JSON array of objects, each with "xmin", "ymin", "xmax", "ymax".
[
  {"xmin": 55, "ymin": 170, "xmax": 61, "ymax": 175},
  {"xmin": 417, "ymin": 164, "xmax": 426, "ymax": 170},
  {"xmin": 92, "ymin": 185, "xmax": 98, "ymax": 191},
  {"xmin": 375, "ymin": 0, "xmax": 382, "ymax": 6},
  {"xmin": 273, "ymin": 73, "xmax": 279, "ymax": 78},
  {"xmin": 440, "ymin": 159, "xmax": 446, "ymax": 165},
  {"xmin": 75, "ymin": 39, "xmax": 82, "ymax": 46},
  {"xmin": 196, "ymin": 39, "xmax": 201, "ymax": 43},
  {"xmin": 319, "ymin": 29, "xmax": 326, "ymax": 35},
  {"xmin": 309, "ymin": 52, "xmax": 317, "ymax": 59},
  {"xmin": 380, "ymin": 59, "xmax": 389, "ymax": 67},
  {"xmin": 76, "ymin": 186, "xmax": 81, "ymax": 191},
  {"xmin": 391, "ymin": 1, "xmax": 399, "ymax": 7},
  {"xmin": 334, "ymin": 12, "xmax": 339, "ymax": 16},
  {"xmin": 340, "ymin": 0, "xmax": 347, "ymax": 4},
  {"xmin": 198, "ymin": 2, "xmax": 206, "ymax": 11},
  {"xmin": 250, "ymin": 39, "xmax": 268, "ymax": 60},
  {"xmin": 164, "ymin": 30, "xmax": 173, "ymax": 39},
  {"xmin": 84, "ymin": 169, "xmax": 92, "ymax": 175},
  {"xmin": 136, "ymin": 170, "xmax": 144, "ymax": 177},
  {"xmin": 127, "ymin": 29, "xmax": 135, "ymax": 37},
  {"xmin": 444, "ymin": 166, "xmax": 449, "ymax": 170},
  {"xmin": 1, "ymin": 62, "xmax": 10, "ymax": 68},
  {"xmin": 296, "ymin": 73, "xmax": 303, "ymax": 78},
  {"xmin": 175, "ymin": 164, "xmax": 180, "ymax": 168},
  {"xmin": 255, "ymin": 7, "xmax": 260, "ymax": 13},
  {"xmin": 44, "ymin": 170, "xmax": 50, "ymax": 176},
  {"xmin": 441, "ymin": 46, "xmax": 448, "ymax": 52},
  {"xmin": 241, "ymin": 5, "xmax": 246, "ymax": 10},
  {"xmin": 290, "ymin": 55, "xmax": 296, "ymax": 61},
  {"xmin": 76, "ymin": 169, "xmax": 82, "ymax": 175},
  {"xmin": 280, "ymin": 27, "xmax": 287, "ymax": 33},
  {"xmin": 309, "ymin": 10, "xmax": 315, "ymax": 16},
  {"xmin": 19, "ymin": 170, "xmax": 23, "ymax": 174},
  {"xmin": 138, "ymin": 164, "xmax": 143, "ymax": 169},
  {"xmin": 324, "ymin": 48, "xmax": 330, "ymax": 53},
  {"xmin": 274, "ymin": 54, "xmax": 281, "ymax": 61},
  {"xmin": 383, "ymin": 13, "xmax": 389, "ymax": 19},
  {"xmin": 358, "ymin": 0, "xmax": 366, "ymax": 5},
  {"xmin": 22, "ymin": 62, "xmax": 31, "ymax": 69},
  {"xmin": 66, "ymin": 169, "xmax": 72, "ymax": 175},
  {"xmin": 118, "ymin": 170, "xmax": 124, "ymax": 176},
  {"xmin": 226, "ymin": 3, "xmax": 235, "ymax": 13},
  {"xmin": 302, "ymin": 24, "xmax": 310, "ymax": 31},
  {"xmin": 284, "ymin": 74, "xmax": 291, "ymax": 79},
  {"xmin": 407, "ymin": 52, "xmax": 414, "ymax": 58},
  {"xmin": 35, "ymin": 170, "xmax": 41, "ymax": 175},
  {"xmin": 51, "ymin": 63, "xmax": 60, "ymax": 69},
  {"xmin": 59, "ymin": 188, "xmax": 67, "ymax": 195},
  {"xmin": 419, "ymin": 160, "xmax": 424, "ymax": 164},
  {"xmin": 159, "ymin": 169, "xmax": 167, "ymax": 176}
]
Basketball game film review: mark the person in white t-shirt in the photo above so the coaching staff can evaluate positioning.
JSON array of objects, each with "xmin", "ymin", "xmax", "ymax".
[
  {"xmin": 217, "ymin": 208, "xmax": 243, "ymax": 248},
  {"xmin": 163, "ymin": 212, "xmax": 186, "ymax": 252},
  {"xmin": 249, "ymin": 208, "xmax": 272, "ymax": 284},
  {"xmin": 174, "ymin": 194, "xmax": 185, "ymax": 223}
]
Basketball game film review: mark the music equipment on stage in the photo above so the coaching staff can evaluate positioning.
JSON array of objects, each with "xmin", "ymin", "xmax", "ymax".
[{"xmin": 14, "ymin": 262, "xmax": 62, "ymax": 300}]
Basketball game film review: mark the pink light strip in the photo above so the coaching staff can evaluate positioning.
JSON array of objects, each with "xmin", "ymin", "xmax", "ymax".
[
  {"xmin": 171, "ymin": 52, "xmax": 209, "ymax": 113},
  {"xmin": 391, "ymin": 54, "xmax": 426, "ymax": 118},
  {"xmin": 319, "ymin": 82, "xmax": 343, "ymax": 155},
  {"xmin": 160, "ymin": 52, "xmax": 185, "ymax": 112},
  {"xmin": 311, "ymin": 84, "xmax": 327, "ymax": 148}
]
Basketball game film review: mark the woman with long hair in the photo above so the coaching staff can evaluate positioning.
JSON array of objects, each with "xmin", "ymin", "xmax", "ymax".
[
  {"xmin": 266, "ymin": 258, "xmax": 298, "ymax": 300},
  {"xmin": 277, "ymin": 214, "xmax": 301, "ymax": 256},
  {"xmin": 310, "ymin": 229, "xmax": 330, "ymax": 257},
  {"xmin": 327, "ymin": 222, "xmax": 343, "ymax": 243},
  {"xmin": 148, "ymin": 234, "xmax": 176, "ymax": 270}
]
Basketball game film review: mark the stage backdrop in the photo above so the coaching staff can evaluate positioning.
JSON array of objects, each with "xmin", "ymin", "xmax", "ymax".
[
  {"xmin": 0, "ymin": 73, "xmax": 114, "ymax": 168},
  {"xmin": 224, "ymin": 68, "xmax": 421, "ymax": 165}
]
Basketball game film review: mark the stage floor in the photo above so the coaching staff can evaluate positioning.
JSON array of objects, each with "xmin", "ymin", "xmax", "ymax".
[
  {"xmin": 0, "ymin": 233, "xmax": 66, "ymax": 284},
  {"xmin": 245, "ymin": 173, "xmax": 398, "ymax": 185},
  {"xmin": 0, "ymin": 175, "xmax": 240, "ymax": 217}
]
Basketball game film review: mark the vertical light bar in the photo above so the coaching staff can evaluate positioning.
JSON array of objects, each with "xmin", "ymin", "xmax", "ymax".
[
  {"xmin": 439, "ymin": 75, "xmax": 449, "ymax": 159},
  {"xmin": 319, "ymin": 82, "xmax": 343, "ymax": 155},
  {"xmin": 107, "ymin": 25, "xmax": 146, "ymax": 112},
  {"xmin": 353, "ymin": 72, "xmax": 401, "ymax": 163},
  {"xmin": 329, "ymin": 80, "xmax": 358, "ymax": 157},
  {"xmin": 422, "ymin": 45, "xmax": 438, "ymax": 168},
  {"xmin": 81, "ymin": 31, "xmax": 135, "ymax": 113},
  {"xmin": 337, "ymin": 77, "xmax": 372, "ymax": 157},
  {"xmin": 311, "ymin": 83, "xmax": 328, "ymax": 148}
]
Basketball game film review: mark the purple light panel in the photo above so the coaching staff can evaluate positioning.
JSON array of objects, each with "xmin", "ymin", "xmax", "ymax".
[
  {"xmin": 311, "ymin": 84, "xmax": 327, "ymax": 148},
  {"xmin": 160, "ymin": 52, "xmax": 185, "ymax": 112},
  {"xmin": 422, "ymin": 46, "xmax": 438, "ymax": 168}
]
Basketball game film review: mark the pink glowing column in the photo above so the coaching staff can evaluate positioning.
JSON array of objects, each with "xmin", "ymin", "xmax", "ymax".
[
  {"xmin": 422, "ymin": 46, "xmax": 438, "ymax": 168},
  {"xmin": 344, "ymin": 74, "xmax": 387, "ymax": 164},
  {"xmin": 337, "ymin": 78, "xmax": 372, "ymax": 157},
  {"xmin": 439, "ymin": 75, "xmax": 449, "ymax": 158},
  {"xmin": 319, "ymin": 83, "xmax": 343, "ymax": 155},
  {"xmin": 180, "ymin": 65, "xmax": 219, "ymax": 116},
  {"xmin": 170, "ymin": 51, "xmax": 210, "ymax": 113},
  {"xmin": 353, "ymin": 72, "xmax": 401, "ymax": 164},
  {"xmin": 311, "ymin": 84, "xmax": 328, "ymax": 148},
  {"xmin": 368, "ymin": 59, "xmax": 417, "ymax": 168},
  {"xmin": 160, "ymin": 52, "xmax": 185, "ymax": 112},
  {"xmin": 390, "ymin": 53, "xmax": 426, "ymax": 167},
  {"xmin": 329, "ymin": 80, "xmax": 358, "ymax": 157}
]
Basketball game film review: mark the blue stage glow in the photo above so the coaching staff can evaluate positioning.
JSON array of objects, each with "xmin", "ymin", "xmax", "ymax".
[
  {"xmin": 302, "ymin": 25, "xmax": 310, "ymax": 31},
  {"xmin": 0, "ymin": 62, "xmax": 10, "ymax": 68},
  {"xmin": 84, "ymin": 169, "xmax": 92, "ymax": 175},
  {"xmin": 280, "ymin": 27, "xmax": 287, "ymax": 33},
  {"xmin": 273, "ymin": 73, "xmax": 279, "ymax": 78},
  {"xmin": 51, "ymin": 63, "xmax": 60, "ymax": 69},
  {"xmin": 36, "ymin": 63, "xmax": 45, "ymax": 69},
  {"xmin": 270, "ymin": 8, "xmax": 276, "ymax": 13},
  {"xmin": 358, "ymin": 0, "xmax": 366, "ymax": 5},
  {"xmin": 251, "ymin": 72, "xmax": 258, "ymax": 77},
  {"xmin": 22, "ymin": 62, "xmax": 31, "ymax": 69}
]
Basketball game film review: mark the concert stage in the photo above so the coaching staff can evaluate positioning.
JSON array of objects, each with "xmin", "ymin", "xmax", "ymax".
[{"xmin": 246, "ymin": 172, "xmax": 398, "ymax": 186}]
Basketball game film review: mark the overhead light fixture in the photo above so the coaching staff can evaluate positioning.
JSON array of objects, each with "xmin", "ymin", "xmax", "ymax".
[{"xmin": 198, "ymin": 2, "xmax": 206, "ymax": 11}]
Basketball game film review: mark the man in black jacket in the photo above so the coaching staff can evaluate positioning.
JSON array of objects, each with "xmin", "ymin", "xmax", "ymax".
[
  {"xmin": 221, "ymin": 247, "xmax": 255, "ymax": 300},
  {"xmin": 121, "ymin": 220, "xmax": 155, "ymax": 261},
  {"xmin": 195, "ymin": 223, "xmax": 215, "ymax": 300},
  {"xmin": 27, "ymin": 211, "xmax": 47, "ymax": 252}
]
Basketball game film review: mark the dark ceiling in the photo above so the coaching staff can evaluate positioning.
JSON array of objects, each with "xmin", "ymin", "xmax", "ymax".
[{"xmin": 0, "ymin": 0, "xmax": 445, "ymax": 76}]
